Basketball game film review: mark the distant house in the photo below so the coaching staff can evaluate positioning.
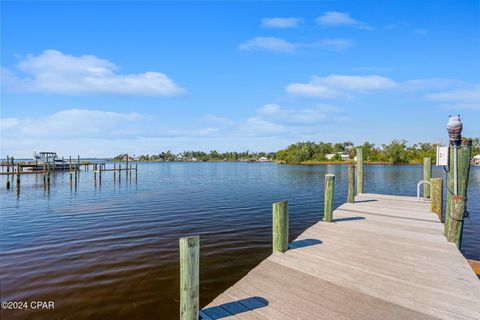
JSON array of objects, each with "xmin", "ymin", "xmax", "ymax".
[
  {"xmin": 258, "ymin": 156, "xmax": 269, "ymax": 162},
  {"xmin": 473, "ymin": 155, "xmax": 480, "ymax": 165},
  {"xmin": 327, "ymin": 152, "xmax": 350, "ymax": 161}
]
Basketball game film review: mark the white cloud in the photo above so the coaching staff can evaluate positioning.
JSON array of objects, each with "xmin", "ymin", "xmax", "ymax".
[
  {"xmin": 261, "ymin": 17, "xmax": 302, "ymax": 28},
  {"xmin": 316, "ymin": 11, "xmax": 372, "ymax": 30},
  {"xmin": 286, "ymin": 74, "xmax": 397, "ymax": 98},
  {"xmin": 202, "ymin": 114, "xmax": 235, "ymax": 125},
  {"xmin": 239, "ymin": 37, "xmax": 353, "ymax": 53},
  {"xmin": 239, "ymin": 37, "xmax": 297, "ymax": 53},
  {"xmin": 425, "ymin": 85, "xmax": 480, "ymax": 102},
  {"xmin": 1, "ymin": 109, "xmax": 144, "ymax": 140},
  {"xmin": 3, "ymin": 50, "xmax": 185, "ymax": 96}
]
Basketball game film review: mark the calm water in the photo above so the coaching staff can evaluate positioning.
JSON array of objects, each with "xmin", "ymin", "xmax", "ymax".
[{"xmin": 1, "ymin": 163, "xmax": 479, "ymax": 319}]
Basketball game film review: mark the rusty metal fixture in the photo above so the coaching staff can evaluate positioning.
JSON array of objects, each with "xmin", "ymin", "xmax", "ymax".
[{"xmin": 447, "ymin": 115, "xmax": 463, "ymax": 144}]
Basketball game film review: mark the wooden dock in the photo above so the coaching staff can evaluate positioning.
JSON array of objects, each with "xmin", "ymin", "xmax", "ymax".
[{"xmin": 200, "ymin": 193, "xmax": 480, "ymax": 320}]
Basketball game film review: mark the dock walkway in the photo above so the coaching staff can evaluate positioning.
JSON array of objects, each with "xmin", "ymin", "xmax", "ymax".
[{"xmin": 200, "ymin": 193, "xmax": 480, "ymax": 320}]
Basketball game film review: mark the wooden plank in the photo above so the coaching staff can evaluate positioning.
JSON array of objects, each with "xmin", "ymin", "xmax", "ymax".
[{"xmin": 201, "ymin": 193, "xmax": 480, "ymax": 320}]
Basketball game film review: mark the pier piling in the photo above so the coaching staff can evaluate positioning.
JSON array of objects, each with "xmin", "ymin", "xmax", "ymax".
[
  {"xmin": 324, "ymin": 174, "xmax": 335, "ymax": 222},
  {"xmin": 272, "ymin": 201, "xmax": 289, "ymax": 253},
  {"xmin": 445, "ymin": 139, "xmax": 472, "ymax": 248},
  {"xmin": 356, "ymin": 148, "xmax": 364, "ymax": 194},
  {"xmin": 423, "ymin": 157, "xmax": 432, "ymax": 198},
  {"xmin": 446, "ymin": 195, "xmax": 466, "ymax": 247},
  {"xmin": 179, "ymin": 235, "xmax": 200, "ymax": 320},
  {"xmin": 347, "ymin": 164, "xmax": 355, "ymax": 203},
  {"xmin": 431, "ymin": 178, "xmax": 443, "ymax": 222}
]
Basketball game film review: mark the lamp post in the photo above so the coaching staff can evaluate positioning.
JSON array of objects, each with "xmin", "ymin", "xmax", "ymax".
[{"xmin": 446, "ymin": 115, "xmax": 462, "ymax": 195}]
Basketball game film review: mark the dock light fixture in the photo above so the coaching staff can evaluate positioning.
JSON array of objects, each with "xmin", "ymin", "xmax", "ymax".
[
  {"xmin": 447, "ymin": 115, "xmax": 463, "ymax": 144},
  {"xmin": 447, "ymin": 115, "xmax": 462, "ymax": 195}
]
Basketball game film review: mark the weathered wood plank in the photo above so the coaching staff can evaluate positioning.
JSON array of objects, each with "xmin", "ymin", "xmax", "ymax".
[{"xmin": 201, "ymin": 193, "xmax": 480, "ymax": 320}]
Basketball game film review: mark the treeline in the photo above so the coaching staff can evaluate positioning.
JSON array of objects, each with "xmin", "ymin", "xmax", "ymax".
[
  {"xmin": 113, "ymin": 151, "xmax": 276, "ymax": 162},
  {"xmin": 276, "ymin": 138, "xmax": 480, "ymax": 164},
  {"xmin": 113, "ymin": 138, "xmax": 480, "ymax": 165}
]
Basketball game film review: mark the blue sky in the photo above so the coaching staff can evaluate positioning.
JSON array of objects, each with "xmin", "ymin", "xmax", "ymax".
[{"xmin": 1, "ymin": 1, "xmax": 479, "ymax": 157}]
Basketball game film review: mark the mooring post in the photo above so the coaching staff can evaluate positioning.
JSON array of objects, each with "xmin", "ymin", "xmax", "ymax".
[
  {"xmin": 16, "ymin": 164, "xmax": 20, "ymax": 187},
  {"xmin": 423, "ymin": 157, "xmax": 432, "ymax": 198},
  {"xmin": 118, "ymin": 164, "xmax": 121, "ymax": 182},
  {"xmin": 126, "ymin": 154, "xmax": 129, "ymax": 180},
  {"xmin": 6, "ymin": 156, "xmax": 9, "ymax": 173},
  {"xmin": 444, "ymin": 139, "xmax": 472, "ymax": 246},
  {"xmin": 114, "ymin": 163, "xmax": 116, "ymax": 181},
  {"xmin": 356, "ymin": 147, "xmax": 364, "ymax": 194},
  {"xmin": 431, "ymin": 178, "xmax": 443, "ymax": 222},
  {"xmin": 179, "ymin": 235, "xmax": 200, "ymax": 320},
  {"xmin": 99, "ymin": 164, "xmax": 102, "ymax": 185},
  {"xmin": 135, "ymin": 163, "xmax": 138, "ymax": 180},
  {"xmin": 11, "ymin": 157, "xmax": 14, "ymax": 174},
  {"xmin": 446, "ymin": 195, "xmax": 466, "ymax": 248},
  {"xmin": 324, "ymin": 174, "xmax": 335, "ymax": 222},
  {"xmin": 77, "ymin": 155, "xmax": 80, "ymax": 172},
  {"xmin": 347, "ymin": 164, "xmax": 355, "ymax": 203},
  {"xmin": 272, "ymin": 201, "xmax": 289, "ymax": 252}
]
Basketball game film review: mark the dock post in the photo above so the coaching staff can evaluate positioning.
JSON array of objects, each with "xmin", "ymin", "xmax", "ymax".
[
  {"xmin": 11, "ymin": 157, "xmax": 14, "ymax": 174},
  {"xmin": 445, "ymin": 139, "xmax": 472, "ymax": 246},
  {"xmin": 347, "ymin": 164, "xmax": 355, "ymax": 203},
  {"xmin": 179, "ymin": 235, "xmax": 200, "ymax": 320},
  {"xmin": 272, "ymin": 201, "xmax": 289, "ymax": 252},
  {"xmin": 446, "ymin": 195, "xmax": 466, "ymax": 248},
  {"xmin": 114, "ymin": 163, "xmax": 116, "ymax": 181},
  {"xmin": 77, "ymin": 155, "xmax": 80, "ymax": 172},
  {"xmin": 431, "ymin": 178, "xmax": 443, "ymax": 222},
  {"xmin": 135, "ymin": 163, "xmax": 138, "ymax": 181},
  {"xmin": 16, "ymin": 164, "xmax": 20, "ymax": 187},
  {"xmin": 6, "ymin": 156, "xmax": 9, "ymax": 173},
  {"xmin": 324, "ymin": 174, "xmax": 335, "ymax": 222},
  {"xmin": 99, "ymin": 165, "xmax": 102, "ymax": 185},
  {"xmin": 423, "ymin": 157, "xmax": 432, "ymax": 198},
  {"xmin": 356, "ymin": 147, "xmax": 364, "ymax": 194},
  {"xmin": 118, "ymin": 165, "xmax": 121, "ymax": 182},
  {"xmin": 126, "ymin": 154, "xmax": 129, "ymax": 180}
]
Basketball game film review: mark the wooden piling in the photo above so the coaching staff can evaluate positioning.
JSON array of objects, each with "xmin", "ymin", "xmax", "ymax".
[
  {"xmin": 431, "ymin": 178, "xmax": 443, "ymax": 222},
  {"xmin": 445, "ymin": 140, "xmax": 472, "ymax": 245},
  {"xmin": 324, "ymin": 174, "xmax": 335, "ymax": 222},
  {"xmin": 347, "ymin": 164, "xmax": 355, "ymax": 203},
  {"xmin": 179, "ymin": 235, "xmax": 200, "ymax": 320},
  {"xmin": 356, "ymin": 147, "xmax": 364, "ymax": 194},
  {"xmin": 126, "ymin": 154, "xmax": 129, "ymax": 180},
  {"xmin": 423, "ymin": 157, "xmax": 432, "ymax": 198},
  {"xmin": 118, "ymin": 165, "xmax": 121, "ymax": 182},
  {"xmin": 114, "ymin": 163, "xmax": 116, "ymax": 181},
  {"xmin": 77, "ymin": 155, "xmax": 80, "ymax": 172},
  {"xmin": 272, "ymin": 201, "xmax": 289, "ymax": 253},
  {"xmin": 446, "ymin": 195, "xmax": 466, "ymax": 248},
  {"xmin": 6, "ymin": 156, "xmax": 9, "ymax": 173},
  {"xmin": 16, "ymin": 164, "xmax": 20, "ymax": 186}
]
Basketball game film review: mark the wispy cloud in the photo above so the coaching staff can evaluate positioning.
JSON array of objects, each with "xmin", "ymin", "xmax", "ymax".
[
  {"xmin": 261, "ymin": 17, "xmax": 302, "ymax": 28},
  {"xmin": 316, "ymin": 11, "xmax": 373, "ymax": 30},
  {"xmin": 239, "ymin": 37, "xmax": 353, "ymax": 53},
  {"xmin": 2, "ymin": 50, "xmax": 186, "ymax": 96},
  {"xmin": 286, "ymin": 74, "xmax": 396, "ymax": 98},
  {"xmin": 239, "ymin": 37, "xmax": 297, "ymax": 53}
]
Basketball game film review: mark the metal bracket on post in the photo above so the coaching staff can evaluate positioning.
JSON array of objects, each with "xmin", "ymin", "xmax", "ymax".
[{"xmin": 417, "ymin": 180, "xmax": 432, "ymax": 201}]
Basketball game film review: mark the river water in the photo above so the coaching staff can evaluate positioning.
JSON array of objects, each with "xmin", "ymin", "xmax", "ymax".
[{"xmin": 1, "ymin": 163, "xmax": 479, "ymax": 319}]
